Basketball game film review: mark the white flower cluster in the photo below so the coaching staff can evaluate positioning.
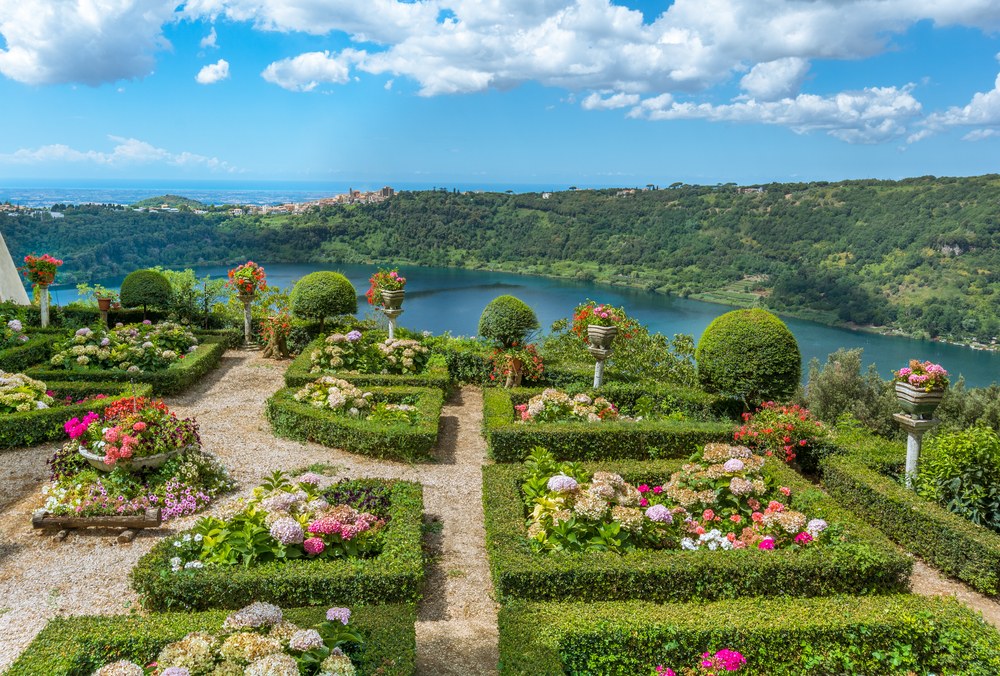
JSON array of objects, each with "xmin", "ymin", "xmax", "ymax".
[
  {"xmin": 294, "ymin": 376, "xmax": 372, "ymax": 414},
  {"xmin": 680, "ymin": 528, "xmax": 733, "ymax": 551}
]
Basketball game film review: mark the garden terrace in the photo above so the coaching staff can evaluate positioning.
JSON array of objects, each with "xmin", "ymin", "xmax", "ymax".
[
  {"xmin": 0, "ymin": 381, "xmax": 153, "ymax": 449},
  {"xmin": 130, "ymin": 479, "xmax": 424, "ymax": 611},
  {"xmin": 266, "ymin": 386, "xmax": 444, "ymax": 462},
  {"xmin": 822, "ymin": 429, "xmax": 1000, "ymax": 596},
  {"xmin": 483, "ymin": 387, "xmax": 732, "ymax": 462},
  {"xmin": 7, "ymin": 604, "xmax": 416, "ymax": 676},
  {"xmin": 26, "ymin": 335, "xmax": 227, "ymax": 395},
  {"xmin": 483, "ymin": 458, "xmax": 910, "ymax": 603},
  {"xmin": 497, "ymin": 595, "xmax": 1000, "ymax": 675},
  {"xmin": 284, "ymin": 336, "xmax": 452, "ymax": 391}
]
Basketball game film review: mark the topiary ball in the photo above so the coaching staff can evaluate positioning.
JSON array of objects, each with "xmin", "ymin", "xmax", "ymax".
[
  {"xmin": 290, "ymin": 271, "xmax": 358, "ymax": 325},
  {"xmin": 478, "ymin": 295, "xmax": 539, "ymax": 348},
  {"xmin": 696, "ymin": 308, "xmax": 801, "ymax": 405},
  {"xmin": 119, "ymin": 269, "xmax": 172, "ymax": 312}
]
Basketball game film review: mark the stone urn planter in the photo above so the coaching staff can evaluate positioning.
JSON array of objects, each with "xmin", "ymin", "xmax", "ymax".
[
  {"xmin": 380, "ymin": 289, "xmax": 405, "ymax": 310},
  {"xmin": 587, "ymin": 324, "xmax": 618, "ymax": 350},
  {"xmin": 895, "ymin": 382, "xmax": 945, "ymax": 419},
  {"xmin": 78, "ymin": 444, "xmax": 193, "ymax": 472}
]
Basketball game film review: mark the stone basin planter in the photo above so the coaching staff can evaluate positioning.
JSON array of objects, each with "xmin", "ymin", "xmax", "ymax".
[
  {"xmin": 380, "ymin": 289, "xmax": 405, "ymax": 310},
  {"xmin": 587, "ymin": 324, "xmax": 618, "ymax": 350},
  {"xmin": 78, "ymin": 444, "xmax": 195, "ymax": 472},
  {"xmin": 894, "ymin": 382, "xmax": 945, "ymax": 419}
]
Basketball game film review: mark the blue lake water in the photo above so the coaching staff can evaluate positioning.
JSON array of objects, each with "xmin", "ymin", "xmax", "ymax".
[{"xmin": 46, "ymin": 263, "xmax": 1000, "ymax": 387}]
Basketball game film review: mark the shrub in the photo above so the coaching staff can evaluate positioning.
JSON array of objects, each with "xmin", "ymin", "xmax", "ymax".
[
  {"xmin": 290, "ymin": 271, "xmax": 358, "ymax": 331},
  {"xmin": 7, "ymin": 604, "xmax": 416, "ymax": 676},
  {"xmin": 803, "ymin": 348, "xmax": 898, "ymax": 437},
  {"xmin": 734, "ymin": 401, "xmax": 829, "ymax": 467},
  {"xmin": 285, "ymin": 336, "xmax": 451, "ymax": 391},
  {"xmin": 479, "ymin": 295, "xmax": 539, "ymax": 348},
  {"xmin": 696, "ymin": 308, "xmax": 800, "ymax": 406},
  {"xmin": 497, "ymin": 596, "xmax": 1000, "ymax": 675},
  {"xmin": 119, "ymin": 269, "xmax": 173, "ymax": 316}
]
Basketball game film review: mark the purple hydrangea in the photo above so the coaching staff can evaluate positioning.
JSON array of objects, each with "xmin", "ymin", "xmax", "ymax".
[
  {"xmin": 75, "ymin": 327, "xmax": 92, "ymax": 337},
  {"xmin": 806, "ymin": 518, "xmax": 828, "ymax": 536},
  {"xmin": 297, "ymin": 472, "xmax": 323, "ymax": 485},
  {"xmin": 546, "ymin": 474, "xmax": 578, "ymax": 493},
  {"xmin": 160, "ymin": 668, "xmax": 191, "ymax": 676},
  {"xmin": 645, "ymin": 504, "xmax": 673, "ymax": 523},
  {"xmin": 326, "ymin": 607, "xmax": 351, "ymax": 625},
  {"xmin": 269, "ymin": 517, "xmax": 305, "ymax": 545},
  {"xmin": 288, "ymin": 628, "xmax": 325, "ymax": 652},
  {"xmin": 346, "ymin": 330, "xmax": 362, "ymax": 342},
  {"xmin": 722, "ymin": 458, "xmax": 745, "ymax": 473},
  {"xmin": 7, "ymin": 319, "xmax": 22, "ymax": 332},
  {"xmin": 143, "ymin": 319, "xmax": 152, "ymax": 325},
  {"xmin": 100, "ymin": 337, "xmax": 111, "ymax": 347}
]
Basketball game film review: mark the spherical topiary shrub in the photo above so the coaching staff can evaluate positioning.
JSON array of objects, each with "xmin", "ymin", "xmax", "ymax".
[
  {"xmin": 119, "ymin": 269, "xmax": 173, "ymax": 318},
  {"xmin": 290, "ymin": 271, "xmax": 358, "ymax": 331},
  {"xmin": 696, "ymin": 308, "xmax": 801, "ymax": 405},
  {"xmin": 478, "ymin": 295, "xmax": 539, "ymax": 348}
]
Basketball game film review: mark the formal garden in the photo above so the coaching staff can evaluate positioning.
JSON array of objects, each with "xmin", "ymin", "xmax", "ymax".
[{"xmin": 0, "ymin": 257, "xmax": 998, "ymax": 675}]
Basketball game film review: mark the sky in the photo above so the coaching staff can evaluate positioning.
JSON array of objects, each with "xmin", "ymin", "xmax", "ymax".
[{"xmin": 1, "ymin": 1, "xmax": 1000, "ymax": 187}]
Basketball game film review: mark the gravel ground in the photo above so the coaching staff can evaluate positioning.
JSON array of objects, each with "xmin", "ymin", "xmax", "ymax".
[{"xmin": 0, "ymin": 350, "xmax": 498, "ymax": 674}]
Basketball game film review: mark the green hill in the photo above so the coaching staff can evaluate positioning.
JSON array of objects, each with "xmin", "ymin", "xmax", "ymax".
[{"xmin": 131, "ymin": 194, "xmax": 208, "ymax": 209}]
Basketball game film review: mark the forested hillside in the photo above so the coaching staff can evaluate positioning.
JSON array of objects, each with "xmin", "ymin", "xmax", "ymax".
[{"xmin": 4, "ymin": 174, "xmax": 1000, "ymax": 343}]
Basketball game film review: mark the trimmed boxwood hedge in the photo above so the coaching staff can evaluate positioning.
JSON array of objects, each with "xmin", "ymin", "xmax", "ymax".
[
  {"xmin": 7, "ymin": 604, "xmax": 416, "ymax": 676},
  {"xmin": 26, "ymin": 336, "xmax": 227, "ymax": 395},
  {"xmin": 0, "ymin": 381, "xmax": 153, "ymax": 449},
  {"xmin": 483, "ymin": 388, "xmax": 732, "ymax": 462},
  {"xmin": 266, "ymin": 386, "xmax": 443, "ymax": 462},
  {"xmin": 284, "ymin": 337, "xmax": 452, "ymax": 391},
  {"xmin": 484, "ymin": 458, "xmax": 911, "ymax": 603},
  {"xmin": 0, "ymin": 333, "xmax": 59, "ymax": 372},
  {"xmin": 497, "ymin": 595, "xmax": 1000, "ymax": 675},
  {"xmin": 131, "ymin": 480, "xmax": 424, "ymax": 611},
  {"xmin": 822, "ymin": 431, "xmax": 1000, "ymax": 596}
]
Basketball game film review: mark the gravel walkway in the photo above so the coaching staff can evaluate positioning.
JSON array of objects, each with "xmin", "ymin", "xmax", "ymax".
[{"xmin": 0, "ymin": 350, "xmax": 499, "ymax": 674}]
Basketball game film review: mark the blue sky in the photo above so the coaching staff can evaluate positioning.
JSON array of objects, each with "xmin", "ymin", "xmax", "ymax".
[{"xmin": 1, "ymin": 1, "xmax": 999, "ymax": 187}]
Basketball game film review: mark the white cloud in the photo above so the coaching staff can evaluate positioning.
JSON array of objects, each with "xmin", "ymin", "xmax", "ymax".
[
  {"xmin": 196, "ymin": 58, "xmax": 230, "ymax": 84},
  {"xmin": 260, "ymin": 50, "xmax": 360, "ymax": 91},
  {"xmin": 963, "ymin": 128, "xmax": 999, "ymax": 141},
  {"xmin": 631, "ymin": 86, "xmax": 923, "ymax": 144},
  {"xmin": 200, "ymin": 27, "xmax": 219, "ymax": 49},
  {"xmin": 740, "ymin": 57, "xmax": 810, "ymax": 101},
  {"xmin": 0, "ymin": 0, "xmax": 175, "ymax": 85},
  {"xmin": 912, "ymin": 71, "xmax": 1000, "ymax": 141},
  {"xmin": 0, "ymin": 136, "xmax": 237, "ymax": 171},
  {"xmin": 581, "ymin": 91, "xmax": 640, "ymax": 110}
]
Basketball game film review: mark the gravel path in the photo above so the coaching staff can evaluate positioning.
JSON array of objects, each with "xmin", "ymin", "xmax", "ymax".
[{"xmin": 0, "ymin": 350, "xmax": 499, "ymax": 674}]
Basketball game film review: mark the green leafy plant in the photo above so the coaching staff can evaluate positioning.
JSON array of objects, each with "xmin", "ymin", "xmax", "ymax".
[
  {"xmin": 119, "ymin": 269, "xmax": 173, "ymax": 318},
  {"xmin": 478, "ymin": 295, "xmax": 539, "ymax": 348},
  {"xmin": 915, "ymin": 426, "xmax": 1000, "ymax": 532},
  {"xmin": 290, "ymin": 271, "xmax": 358, "ymax": 332}
]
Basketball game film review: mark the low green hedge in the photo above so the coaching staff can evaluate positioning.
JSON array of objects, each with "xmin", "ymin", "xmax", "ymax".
[
  {"xmin": 0, "ymin": 333, "xmax": 59, "ymax": 372},
  {"xmin": 484, "ymin": 458, "xmax": 911, "ymax": 603},
  {"xmin": 267, "ymin": 386, "xmax": 443, "ymax": 462},
  {"xmin": 483, "ymin": 388, "xmax": 732, "ymax": 462},
  {"xmin": 822, "ymin": 445, "xmax": 1000, "ymax": 596},
  {"xmin": 195, "ymin": 327, "xmax": 243, "ymax": 349},
  {"xmin": 0, "ymin": 381, "xmax": 154, "ymax": 449},
  {"xmin": 131, "ymin": 480, "xmax": 424, "ymax": 611},
  {"xmin": 7, "ymin": 604, "xmax": 416, "ymax": 676},
  {"xmin": 497, "ymin": 595, "xmax": 1000, "ymax": 675},
  {"xmin": 26, "ymin": 336, "xmax": 227, "ymax": 395},
  {"xmin": 284, "ymin": 337, "xmax": 452, "ymax": 391}
]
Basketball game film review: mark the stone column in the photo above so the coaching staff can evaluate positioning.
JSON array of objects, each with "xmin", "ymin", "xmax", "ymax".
[
  {"xmin": 892, "ymin": 413, "xmax": 940, "ymax": 488},
  {"xmin": 383, "ymin": 308, "xmax": 403, "ymax": 340}
]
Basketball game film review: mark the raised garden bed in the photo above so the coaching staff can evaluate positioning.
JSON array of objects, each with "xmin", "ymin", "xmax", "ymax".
[
  {"xmin": 284, "ymin": 336, "xmax": 451, "ymax": 391},
  {"xmin": 484, "ymin": 457, "xmax": 910, "ymax": 603},
  {"xmin": 267, "ymin": 385, "xmax": 443, "ymax": 462},
  {"xmin": 131, "ymin": 479, "xmax": 424, "ymax": 611},
  {"xmin": 7, "ymin": 603, "xmax": 416, "ymax": 676}
]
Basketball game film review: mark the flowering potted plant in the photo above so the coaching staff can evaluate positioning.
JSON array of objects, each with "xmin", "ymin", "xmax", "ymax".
[
  {"xmin": 227, "ymin": 260, "xmax": 267, "ymax": 299},
  {"xmin": 261, "ymin": 311, "xmax": 293, "ymax": 359},
  {"xmin": 490, "ymin": 342, "xmax": 544, "ymax": 388},
  {"xmin": 572, "ymin": 300, "xmax": 628, "ymax": 349},
  {"xmin": 366, "ymin": 268, "xmax": 406, "ymax": 309},
  {"xmin": 21, "ymin": 253, "xmax": 63, "ymax": 286},
  {"xmin": 67, "ymin": 396, "xmax": 200, "ymax": 471},
  {"xmin": 92, "ymin": 285, "xmax": 118, "ymax": 313},
  {"xmin": 893, "ymin": 360, "xmax": 949, "ymax": 418}
]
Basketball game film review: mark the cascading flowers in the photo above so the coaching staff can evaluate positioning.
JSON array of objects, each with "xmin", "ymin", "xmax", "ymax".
[
  {"xmin": 366, "ymin": 268, "xmax": 406, "ymax": 306},
  {"xmin": 228, "ymin": 261, "xmax": 267, "ymax": 296},
  {"xmin": 570, "ymin": 300, "xmax": 638, "ymax": 344},
  {"xmin": 21, "ymin": 253, "xmax": 63, "ymax": 286}
]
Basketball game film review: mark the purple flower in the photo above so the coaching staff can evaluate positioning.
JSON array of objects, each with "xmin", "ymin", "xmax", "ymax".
[
  {"xmin": 7, "ymin": 319, "xmax": 22, "ymax": 332},
  {"xmin": 806, "ymin": 518, "xmax": 828, "ymax": 536},
  {"xmin": 722, "ymin": 458, "xmax": 745, "ymax": 473},
  {"xmin": 142, "ymin": 319, "xmax": 152, "ymax": 325},
  {"xmin": 297, "ymin": 472, "xmax": 323, "ymax": 485},
  {"xmin": 346, "ymin": 330, "xmax": 362, "ymax": 342},
  {"xmin": 645, "ymin": 504, "xmax": 673, "ymax": 523},
  {"xmin": 75, "ymin": 327, "xmax": 92, "ymax": 337},
  {"xmin": 288, "ymin": 628, "xmax": 325, "ymax": 652},
  {"xmin": 269, "ymin": 517, "xmax": 304, "ymax": 545},
  {"xmin": 326, "ymin": 606, "xmax": 351, "ymax": 624},
  {"xmin": 546, "ymin": 474, "xmax": 578, "ymax": 493},
  {"xmin": 100, "ymin": 337, "xmax": 110, "ymax": 347},
  {"xmin": 160, "ymin": 668, "xmax": 191, "ymax": 676}
]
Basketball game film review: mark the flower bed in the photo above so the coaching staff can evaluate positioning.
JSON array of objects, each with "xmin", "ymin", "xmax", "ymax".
[
  {"xmin": 7, "ymin": 604, "xmax": 416, "ymax": 676},
  {"xmin": 483, "ymin": 388, "xmax": 732, "ymax": 462},
  {"xmin": 483, "ymin": 454, "xmax": 910, "ymax": 603},
  {"xmin": 822, "ymin": 428, "xmax": 1000, "ymax": 596},
  {"xmin": 27, "ymin": 335, "xmax": 226, "ymax": 394},
  {"xmin": 496, "ymin": 595, "xmax": 1000, "ymax": 676},
  {"xmin": 47, "ymin": 322, "xmax": 199, "ymax": 373},
  {"xmin": 0, "ymin": 381, "xmax": 153, "ymax": 449},
  {"xmin": 266, "ymin": 385, "xmax": 443, "ymax": 462},
  {"xmin": 284, "ymin": 336, "xmax": 451, "ymax": 391},
  {"xmin": 131, "ymin": 478, "xmax": 424, "ymax": 611}
]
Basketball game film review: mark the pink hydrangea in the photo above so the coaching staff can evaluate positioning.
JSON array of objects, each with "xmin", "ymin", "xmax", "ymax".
[
  {"xmin": 303, "ymin": 537, "xmax": 325, "ymax": 555},
  {"xmin": 308, "ymin": 517, "xmax": 342, "ymax": 535},
  {"xmin": 794, "ymin": 531, "xmax": 814, "ymax": 545},
  {"xmin": 715, "ymin": 648, "xmax": 746, "ymax": 671},
  {"xmin": 645, "ymin": 504, "xmax": 672, "ymax": 523},
  {"xmin": 758, "ymin": 537, "xmax": 775, "ymax": 550}
]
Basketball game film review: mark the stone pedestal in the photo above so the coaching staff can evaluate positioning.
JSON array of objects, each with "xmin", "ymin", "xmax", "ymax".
[
  {"xmin": 588, "ymin": 345, "xmax": 611, "ymax": 388},
  {"xmin": 239, "ymin": 293, "xmax": 254, "ymax": 346},
  {"xmin": 383, "ymin": 308, "xmax": 404, "ymax": 340},
  {"xmin": 38, "ymin": 284, "xmax": 50, "ymax": 327},
  {"xmin": 893, "ymin": 413, "xmax": 940, "ymax": 488}
]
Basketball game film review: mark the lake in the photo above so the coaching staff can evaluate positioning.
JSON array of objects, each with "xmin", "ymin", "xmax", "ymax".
[{"xmin": 47, "ymin": 262, "xmax": 1000, "ymax": 387}]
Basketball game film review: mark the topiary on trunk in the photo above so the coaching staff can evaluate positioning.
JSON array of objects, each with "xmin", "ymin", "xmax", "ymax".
[
  {"xmin": 290, "ymin": 271, "xmax": 357, "ymax": 333},
  {"xmin": 478, "ymin": 295, "xmax": 539, "ymax": 348},
  {"xmin": 119, "ymin": 269, "xmax": 173, "ymax": 319}
]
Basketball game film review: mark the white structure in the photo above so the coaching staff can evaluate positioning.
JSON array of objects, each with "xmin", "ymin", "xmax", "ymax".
[{"xmin": 0, "ymin": 231, "xmax": 29, "ymax": 304}]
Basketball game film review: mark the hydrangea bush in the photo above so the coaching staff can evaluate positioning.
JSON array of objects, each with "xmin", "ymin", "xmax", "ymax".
[
  {"xmin": 894, "ymin": 359, "xmax": 949, "ymax": 391},
  {"xmin": 734, "ymin": 402, "xmax": 828, "ymax": 463},
  {"xmin": 522, "ymin": 445, "xmax": 838, "ymax": 554},
  {"xmin": 0, "ymin": 318, "xmax": 29, "ymax": 350},
  {"xmin": 0, "ymin": 371, "xmax": 53, "ymax": 413},
  {"xmin": 90, "ymin": 601, "xmax": 362, "ymax": 676},
  {"xmin": 310, "ymin": 332, "xmax": 368, "ymax": 373},
  {"xmin": 308, "ymin": 330, "xmax": 431, "ymax": 376},
  {"xmin": 49, "ymin": 321, "xmax": 199, "ymax": 373},
  {"xmin": 295, "ymin": 377, "xmax": 373, "ymax": 415},
  {"xmin": 515, "ymin": 388, "xmax": 621, "ymax": 423}
]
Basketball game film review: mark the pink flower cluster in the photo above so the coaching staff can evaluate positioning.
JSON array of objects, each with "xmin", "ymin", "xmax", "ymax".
[
  {"xmin": 894, "ymin": 360, "xmax": 949, "ymax": 391},
  {"xmin": 102, "ymin": 425, "xmax": 140, "ymax": 464},
  {"xmin": 656, "ymin": 648, "xmax": 745, "ymax": 675},
  {"xmin": 65, "ymin": 412, "xmax": 100, "ymax": 439}
]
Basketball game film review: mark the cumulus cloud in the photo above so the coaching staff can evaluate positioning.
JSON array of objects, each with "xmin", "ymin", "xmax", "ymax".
[
  {"xmin": 260, "ymin": 50, "xmax": 359, "ymax": 91},
  {"xmin": 581, "ymin": 92, "xmax": 640, "ymax": 110},
  {"xmin": 196, "ymin": 59, "xmax": 230, "ymax": 84},
  {"xmin": 0, "ymin": 136, "xmax": 237, "ymax": 171},
  {"xmin": 910, "ymin": 71, "xmax": 1000, "ymax": 141},
  {"xmin": 200, "ymin": 27, "xmax": 219, "ymax": 49},
  {"xmin": 740, "ymin": 58, "xmax": 810, "ymax": 101}
]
